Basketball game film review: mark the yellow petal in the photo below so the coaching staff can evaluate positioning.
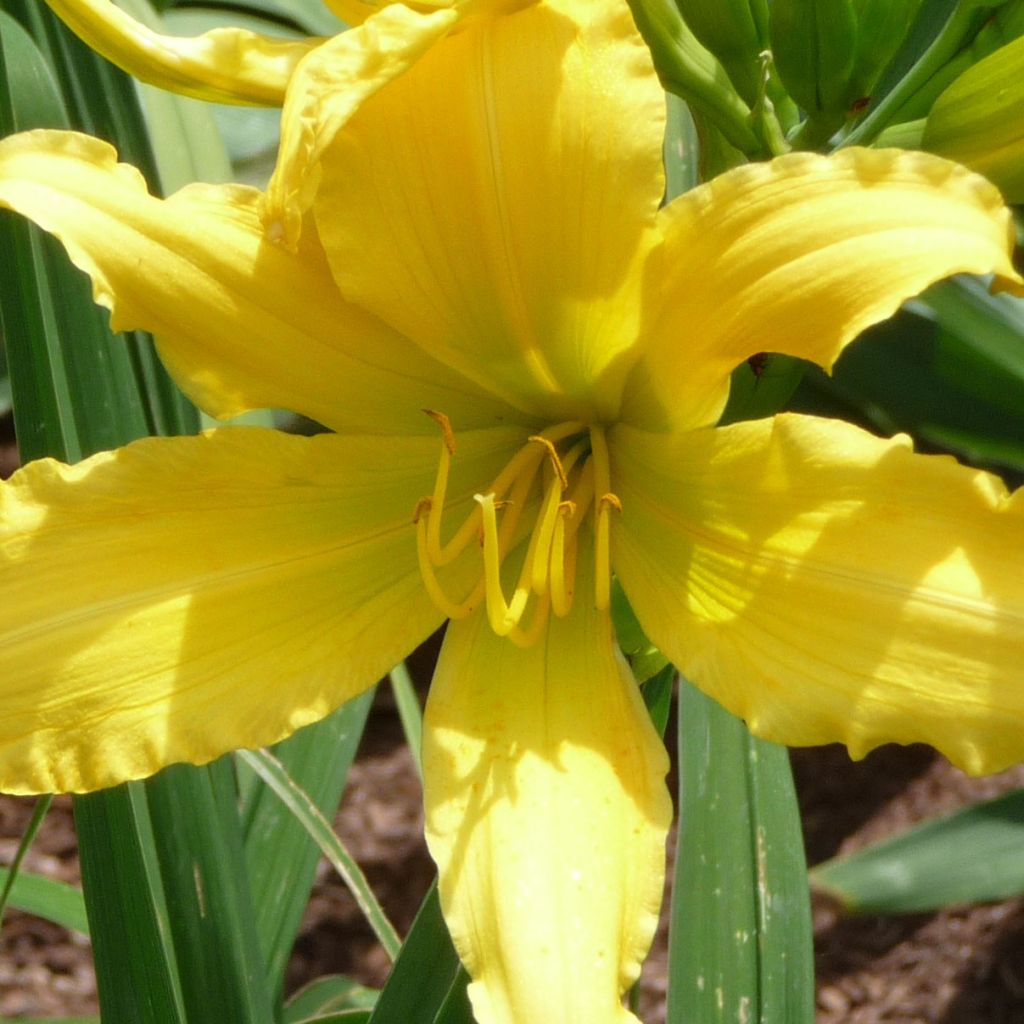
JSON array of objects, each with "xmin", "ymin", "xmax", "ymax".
[
  {"xmin": 327, "ymin": 0, "xmax": 525, "ymax": 27},
  {"xmin": 423, "ymin": 552, "xmax": 671, "ymax": 1024},
  {"xmin": 623, "ymin": 148, "xmax": 1024, "ymax": 432},
  {"xmin": 44, "ymin": 0, "xmax": 317, "ymax": 104},
  {"xmin": 0, "ymin": 130, "xmax": 515, "ymax": 435},
  {"xmin": 314, "ymin": 0, "xmax": 664, "ymax": 422},
  {"xmin": 611, "ymin": 415, "xmax": 1024, "ymax": 775},
  {"xmin": 0, "ymin": 425, "xmax": 526, "ymax": 795},
  {"xmin": 261, "ymin": 5, "xmax": 458, "ymax": 248}
]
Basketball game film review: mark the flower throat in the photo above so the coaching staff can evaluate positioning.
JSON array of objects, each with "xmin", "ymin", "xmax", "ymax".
[{"xmin": 414, "ymin": 413, "xmax": 619, "ymax": 647}]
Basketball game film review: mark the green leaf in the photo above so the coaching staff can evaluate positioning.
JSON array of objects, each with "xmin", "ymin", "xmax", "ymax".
[
  {"xmin": 241, "ymin": 691, "xmax": 375, "ymax": 993},
  {"xmin": 641, "ymin": 664, "xmax": 675, "ymax": 739},
  {"xmin": 238, "ymin": 747, "xmax": 402, "ymax": 960},
  {"xmin": 389, "ymin": 663, "xmax": 424, "ymax": 778},
  {"xmin": 291, "ymin": 1013, "xmax": 372, "ymax": 1024},
  {"xmin": 0, "ymin": 794, "xmax": 51, "ymax": 926},
  {"xmin": 812, "ymin": 787, "xmax": 1024, "ymax": 914},
  {"xmin": 284, "ymin": 976, "xmax": 379, "ymax": 1021},
  {"xmin": 667, "ymin": 680, "xmax": 813, "ymax": 1024},
  {"xmin": 145, "ymin": 759, "xmax": 275, "ymax": 1024},
  {"xmin": 791, "ymin": 278, "xmax": 1024, "ymax": 476},
  {"xmin": 367, "ymin": 883, "xmax": 464, "ymax": 1024},
  {"xmin": 0, "ymin": 866, "xmax": 89, "ymax": 936},
  {"xmin": 720, "ymin": 354, "xmax": 808, "ymax": 426},
  {"xmin": 74, "ymin": 787, "xmax": 188, "ymax": 1024}
]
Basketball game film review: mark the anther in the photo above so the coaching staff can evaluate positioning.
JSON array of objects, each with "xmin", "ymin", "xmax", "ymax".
[
  {"xmin": 424, "ymin": 409, "xmax": 456, "ymax": 454},
  {"xmin": 528, "ymin": 435, "xmax": 569, "ymax": 490},
  {"xmin": 412, "ymin": 497, "xmax": 433, "ymax": 524}
]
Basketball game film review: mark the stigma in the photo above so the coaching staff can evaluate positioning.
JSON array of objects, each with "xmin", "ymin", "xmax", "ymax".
[{"xmin": 414, "ymin": 413, "xmax": 620, "ymax": 647}]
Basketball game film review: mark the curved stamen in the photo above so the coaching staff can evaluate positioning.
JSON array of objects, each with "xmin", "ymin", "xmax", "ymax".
[
  {"xmin": 416, "ymin": 416, "xmax": 610, "ymax": 642},
  {"xmin": 588, "ymin": 425, "xmax": 619, "ymax": 611},
  {"xmin": 416, "ymin": 511, "xmax": 479, "ymax": 620},
  {"xmin": 529, "ymin": 439, "xmax": 588, "ymax": 595},
  {"xmin": 475, "ymin": 492, "xmax": 531, "ymax": 636}
]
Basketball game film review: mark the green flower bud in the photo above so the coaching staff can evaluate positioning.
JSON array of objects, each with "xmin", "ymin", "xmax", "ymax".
[
  {"xmin": 770, "ymin": 0, "xmax": 858, "ymax": 118},
  {"xmin": 924, "ymin": 32, "xmax": 1024, "ymax": 201},
  {"xmin": 673, "ymin": 0, "xmax": 768, "ymax": 104},
  {"xmin": 626, "ymin": 0, "xmax": 761, "ymax": 153},
  {"xmin": 848, "ymin": 0, "xmax": 927, "ymax": 106}
]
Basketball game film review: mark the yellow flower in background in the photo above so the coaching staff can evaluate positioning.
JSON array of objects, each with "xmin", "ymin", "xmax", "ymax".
[
  {"xmin": 2, "ymin": 2, "xmax": 1024, "ymax": 1022},
  {"xmin": 40, "ymin": 0, "xmax": 534, "ymax": 244}
]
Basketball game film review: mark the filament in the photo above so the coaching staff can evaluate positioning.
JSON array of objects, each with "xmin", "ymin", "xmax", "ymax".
[{"xmin": 415, "ymin": 416, "xmax": 620, "ymax": 644}]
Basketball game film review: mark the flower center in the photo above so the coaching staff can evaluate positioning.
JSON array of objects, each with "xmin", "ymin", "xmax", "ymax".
[{"xmin": 414, "ymin": 413, "xmax": 620, "ymax": 647}]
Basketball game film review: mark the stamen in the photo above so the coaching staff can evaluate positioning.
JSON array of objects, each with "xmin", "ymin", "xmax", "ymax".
[
  {"xmin": 549, "ymin": 502, "xmax": 574, "ymax": 618},
  {"xmin": 528, "ymin": 435, "xmax": 569, "ymax": 490},
  {"xmin": 528, "ymin": 440, "xmax": 588, "ymax": 595},
  {"xmin": 415, "ymin": 417, "xmax": 604, "ymax": 643},
  {"xmin": 415, "ymin": 514, "xmax": 478, "ymax": 619},
  {"xmin": 588, "ymin": 425, "xmax": 619, "ymax": 611},
  {"xmin": 507, "ymin": 592, "xmax": 551, "ymax": 648},
  {"xmin": 423, "ymin": 409, "xmax": 456, "ymax": 454},
  {"xmin": 475, "ymin": 492, "xmax": 532, "ymax": 636}
]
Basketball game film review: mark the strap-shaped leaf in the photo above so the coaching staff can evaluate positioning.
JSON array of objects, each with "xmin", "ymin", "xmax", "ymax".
[
  {"xmin": 668, "ymin": 680, "xmax": 814, "ymax": 1024},
  {"xmin": 239, "ymin": 747, "xmax": 402, "ymax": 960},
  {"xmin": 0, "ymin": 865, "xmax": 88, "ymax": 936},
  {"xmin": 241, "ymin": 690, "xmax": 375, "ymax": 992},
  {"xmin": 813, "ymin": 787, "xmax": 1024, "ymax": 913},
  {"xmin": 146, "ymin": 760, "xmax": 275, "ymax": 1024},
  {"xmin": 367, "ymin": 883, "xmax": 464, "ymax": 1024}
]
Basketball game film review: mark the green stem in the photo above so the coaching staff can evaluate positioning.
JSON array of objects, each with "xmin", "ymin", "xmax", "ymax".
[{"xmin": 841, "ymin": 4, "xmax": 986, "ymax": 147}]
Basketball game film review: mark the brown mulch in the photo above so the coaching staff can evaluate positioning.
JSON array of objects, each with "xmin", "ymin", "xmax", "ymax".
[
  {"xmin": 3, "ymin": 414, "xmax": 1024, "ymax": 1022},
  {"xmin": 3, "ymin": 708, "xmax": 1024, "ymax": 1022}
]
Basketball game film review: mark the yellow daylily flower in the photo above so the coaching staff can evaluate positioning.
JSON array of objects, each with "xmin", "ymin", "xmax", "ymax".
[
  {"xmin": 40, "ymin": 0, "xmax": 534, "ymax": 244},
  {"xmin": 2, "ymin": 2, "xmax": 1024, "ymax": 1022}
]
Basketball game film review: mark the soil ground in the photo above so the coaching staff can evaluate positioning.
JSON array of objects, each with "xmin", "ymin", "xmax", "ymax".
[
  {"xmin": 3, "ymin": 695, "xmax": 1024, "ymax": 1023},
  {"xmin": 2, "ymin": 413, "xmax": 1024, "ymax": 1022}
]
